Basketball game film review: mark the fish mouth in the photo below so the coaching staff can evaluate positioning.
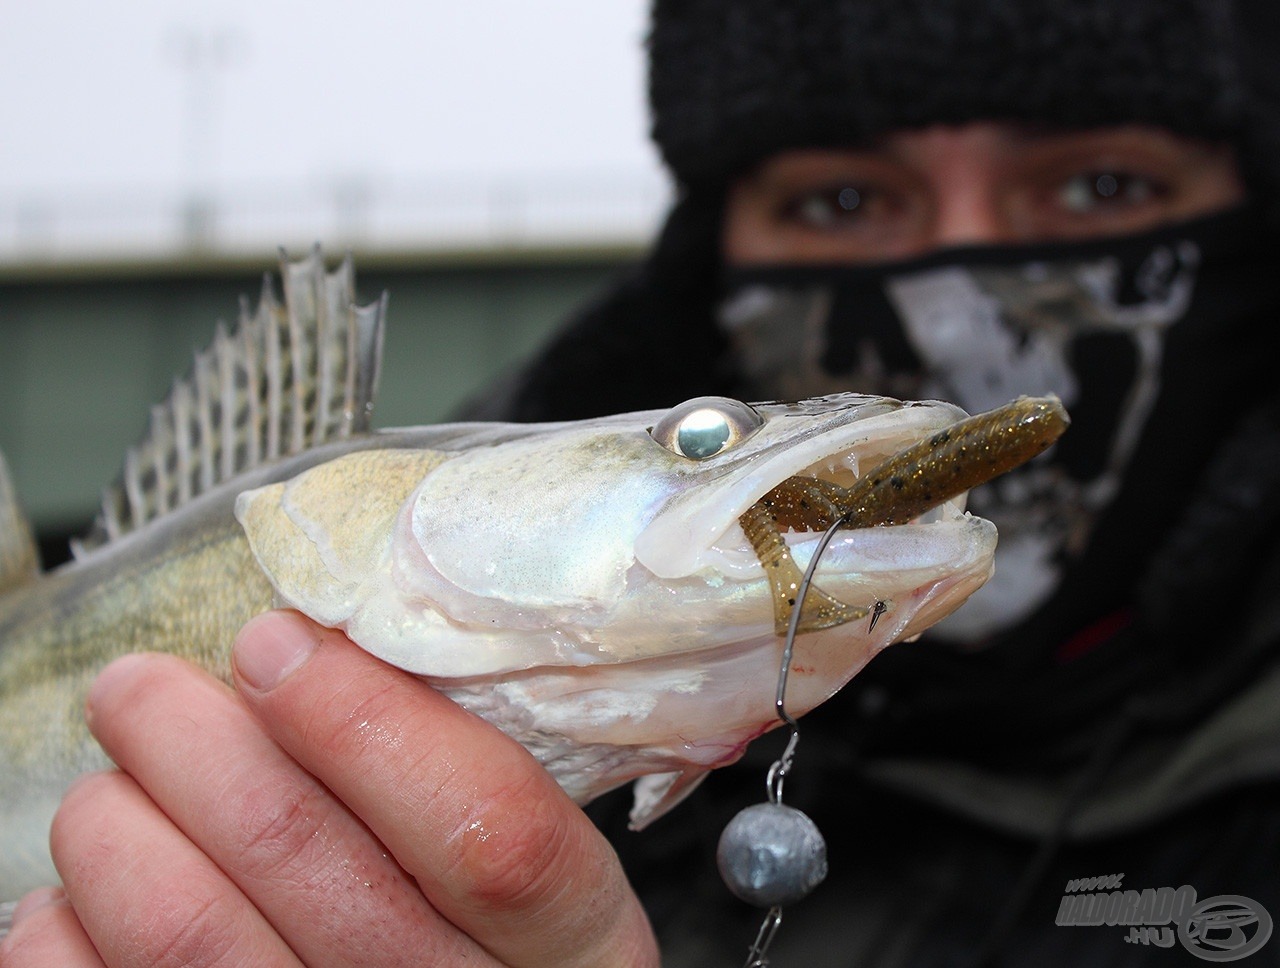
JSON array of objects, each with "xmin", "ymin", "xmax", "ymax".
[
  {"xmin": 634, "ymin": 400, "xmax": 979, "ymax": 581},
  {"xmin": 713, "ymin": 451, "xmax": 971, "ymax": 579}
]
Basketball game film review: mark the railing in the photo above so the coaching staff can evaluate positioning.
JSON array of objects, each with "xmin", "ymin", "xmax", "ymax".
[{"xmin": 0, "ymin": 170, "xmax": 672, "ymax": 265}]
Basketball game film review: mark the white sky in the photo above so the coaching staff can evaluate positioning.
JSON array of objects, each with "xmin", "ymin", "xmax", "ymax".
[{"xmin": 0, "ymin": 0, "xmax": 662, "ymax": 197}]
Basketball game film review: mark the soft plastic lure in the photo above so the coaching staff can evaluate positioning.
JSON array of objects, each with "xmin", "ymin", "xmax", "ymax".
[{"xmin": 740, "ymin": 395, "xmax": 1070, "ymax": 634}]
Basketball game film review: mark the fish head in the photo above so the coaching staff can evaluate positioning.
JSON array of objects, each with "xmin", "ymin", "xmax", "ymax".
[{"xmin": 235, "ymin": 393, "xmax": 997, "ymax": 682}]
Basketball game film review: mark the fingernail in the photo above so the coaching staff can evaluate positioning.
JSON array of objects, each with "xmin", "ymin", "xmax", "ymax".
[
  {"xmin": 62, "ymin": 769, "xmax": 107, "ymax": 801},
  {"xmin": 10, "ymin": 886, "xmax": 67, "ymax": 927},
  {"xmin": 85, "ymin": 653, "xmax": 150, "ymax": 727},
  {"xmin": 233, "ymin": 610, "xmax": 319, "ymax": 693}
]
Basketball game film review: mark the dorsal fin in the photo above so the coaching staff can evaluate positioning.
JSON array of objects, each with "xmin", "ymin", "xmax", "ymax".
[
  {"xmin": 0, "ymin": 450, "xmax": 40, "ymax": 590},
  {"xmin": 72, "ymin": 247, "xmax": 386, "ymax": 558}
]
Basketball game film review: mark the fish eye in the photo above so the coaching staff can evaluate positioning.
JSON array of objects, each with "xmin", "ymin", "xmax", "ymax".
[{"xmin": 649, "ymin": 397, "xmax": 764, "ymax": 460}]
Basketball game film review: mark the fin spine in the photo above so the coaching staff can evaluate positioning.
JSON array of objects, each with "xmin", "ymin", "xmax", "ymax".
[{"xmin": 73, "ymin": 247, "xmax": 386, "ymax": 558}]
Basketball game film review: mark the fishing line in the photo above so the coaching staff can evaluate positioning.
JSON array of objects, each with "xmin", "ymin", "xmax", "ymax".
[
  {"xmin": 722, "ymin": 516, "xmax": 847, "ymax": 968},
  {"xmin": 769, "ymin": 516, "xmax": 846, "ymax": 804}
]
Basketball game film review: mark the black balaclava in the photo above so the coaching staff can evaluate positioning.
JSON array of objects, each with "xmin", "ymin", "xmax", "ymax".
[
  {"xmin": 718, "ymin": 213, "xmax": 1278, "ymax": 646},
  {"xmin": 642, "ymin": 0, "xmax": 1280, "ymax": 649}
]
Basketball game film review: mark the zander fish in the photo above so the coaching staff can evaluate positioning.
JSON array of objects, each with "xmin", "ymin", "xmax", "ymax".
[{"xmin": 0, "ymin": 251, "xmax": 1066, "ymax": 905}]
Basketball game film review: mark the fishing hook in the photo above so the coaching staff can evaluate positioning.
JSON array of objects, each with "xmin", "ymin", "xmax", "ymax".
[
  {"xmin": 869, "ymin": 599, "xmax": 887, "ymax": 632},
  {"xmin": 742, "ymin": 516, "xmax": 847, "ymax": 967}
]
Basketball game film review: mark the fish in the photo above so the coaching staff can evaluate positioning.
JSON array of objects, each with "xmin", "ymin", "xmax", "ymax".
[{"xmin": 0, "ymin": 250, "xmax": 1067, "ymax": 907}]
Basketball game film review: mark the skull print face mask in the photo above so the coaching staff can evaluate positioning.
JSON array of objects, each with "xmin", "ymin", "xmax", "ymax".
[{"xmin": 718, "ymin": 209, "xmax": 1274, "ymax": 644}]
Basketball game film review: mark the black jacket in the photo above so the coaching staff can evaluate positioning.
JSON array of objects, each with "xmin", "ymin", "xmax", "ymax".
[{"xmin": 463, "ymin": 197, "xmax": 1280, "ymax": 966}]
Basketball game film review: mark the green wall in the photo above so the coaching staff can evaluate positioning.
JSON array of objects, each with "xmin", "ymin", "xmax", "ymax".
[{"xmin": 0, "ymin": 254, "xmax": 632, "ymax": 550}]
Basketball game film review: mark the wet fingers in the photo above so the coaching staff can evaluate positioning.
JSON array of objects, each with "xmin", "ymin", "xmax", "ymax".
[{"xmin": 82, "ymin": 652, "xmax": 496, "ymax": 968}]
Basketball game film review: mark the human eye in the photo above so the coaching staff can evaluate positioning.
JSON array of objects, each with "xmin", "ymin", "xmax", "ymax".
[
  {"xmin": 785, "ymin": 184, "xmax": 874, "ymax": 228},
  {"xmin": 1055, "ymin": 170, "xmax": 1167, "ymax": 214},
  {"xmin": 781, "ymin": 182, "xmax": 903, "ymax": 232},
  {"xmin": 724, "ymin": 150, "xmax": 930, "ymax": 262}
]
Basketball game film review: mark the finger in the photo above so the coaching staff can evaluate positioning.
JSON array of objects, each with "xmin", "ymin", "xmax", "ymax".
[
  {"xmin": 83, "ymin": 653, "xmax": 496, "ymax": 968},
  {"xmin": 233, "ymin": 610, "xmax": 660, "ymax": 968},
  {"xmin": 0, "ymin": 887, "xmax": 106, "ymax": 967},
  {"xmin": 50, "ymin": 770, "xmax": 301, "ymax": 968}
]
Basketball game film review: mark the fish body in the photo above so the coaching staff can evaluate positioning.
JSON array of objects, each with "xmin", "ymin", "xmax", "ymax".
[{"xmin": 0, "ymin": 253, "xmax": 1055, "ymax": 901}]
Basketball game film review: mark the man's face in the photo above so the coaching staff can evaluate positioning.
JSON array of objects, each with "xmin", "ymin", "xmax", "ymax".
[
  {"xmin": 723, "ymin": 123, "xmax": 1244, "ymax": 264},
  {"xmin": 717, "ymin": 122, "xmax": 1250, "ymax": 642}
]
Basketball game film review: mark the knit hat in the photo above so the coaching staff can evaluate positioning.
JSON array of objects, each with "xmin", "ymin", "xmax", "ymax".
[{"xmin": 647, "ymin": 0, "xmax": 1280, "ymax": 201}]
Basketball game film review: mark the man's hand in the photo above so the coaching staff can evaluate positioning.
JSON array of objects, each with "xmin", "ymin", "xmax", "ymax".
[{"xmin": 0, "ymin": 610, "xmax": 658, "ymax": 967}]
